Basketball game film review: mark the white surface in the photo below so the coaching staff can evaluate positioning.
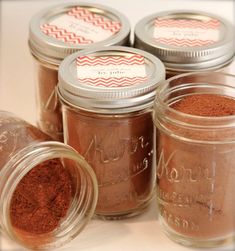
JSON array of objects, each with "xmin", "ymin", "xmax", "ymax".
[{"xmin": 0, "ymin": 0, "xmax": 234, "ymax": 250}]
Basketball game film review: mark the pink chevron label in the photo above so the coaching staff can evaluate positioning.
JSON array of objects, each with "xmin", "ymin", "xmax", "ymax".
[
  {"xmin": 154, "ymin": 18, "xmax": 220, "ymax": 47},
  {"xmin": 41, "ymin": 7, "xmax": 121, "ymax": 44},
  {"xmin": 76, "ymin": 54, "xmax": 147, "ymax": 87}
]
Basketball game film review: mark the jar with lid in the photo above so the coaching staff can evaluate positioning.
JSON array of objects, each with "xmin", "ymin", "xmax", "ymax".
[
  {"xmin": 58, "ymin": 46, "xmax": 165, "ymax": 219},
  {"xmin": 134, "ymin": 11, "xmax": 234, "ymax": 78},
  {"xmin": 28, "ymin": 3, "xmax": 131, "ymax": 141},
  {"xmin": 153, "ymin": 72, "xmax": 235, "ymax": 248},
  {"xmin": 0, "ymin": 111, "xmax": 98, "ymax": 250}
]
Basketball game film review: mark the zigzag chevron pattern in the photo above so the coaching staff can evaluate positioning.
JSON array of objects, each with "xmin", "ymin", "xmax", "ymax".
[
  {"xmin": 155, "ymin": 38, "xmax": 216, "ymax": 47},
  {"xmin": 68, "ymin": 7, "xmax": 121, "ymax": 33},
  {"xmin": 41, "ymin": 24, "xmax": 93, "ymax": 44},
  {"xmin": 78, "ymin": 77, "xmax": 147, "ymax": 87},
  {"xmin": 76, "ymin": 55, "xmax": 145, "ymax": 66},
  {"xmin": 155, "ymin": 18, "xmax": 220, "ymax": 29},
  {"xmin": 76, "ymin": 55, "xmax": 146, "ymax": 87}
]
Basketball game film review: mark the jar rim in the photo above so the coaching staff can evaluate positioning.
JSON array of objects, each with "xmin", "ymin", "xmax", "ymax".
[
  {"xmin": 134, "ymin": 10, "xmax": 235, "ymax": 71},
  {"xmin": 28, "ymin": 2, "xmax": 130, "ymax": 66},
  {"xmin": 0, "ymin": 141, "xmax": 98, "ymax": 250},
  {"xmin": 58, "ymin": 46, "xmax": 165, "ymax": 114},
  {"xmin": 154, "ymin": 71, "xmax": 235, "ymax": 127}
]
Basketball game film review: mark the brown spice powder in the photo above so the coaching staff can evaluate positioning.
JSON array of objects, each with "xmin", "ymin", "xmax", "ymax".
[
  {"xmin": 64, "ymin": 107, "xmax": 155, "ymax": 217},
  {"xmin": 171, "ymin": 94, "xmax": 235, "ymax": 116},
  {"xmin": 157, "ymin": 94, "xmax": 235, "ymax": 239},
  {"xmin": 36, "ymin": 64, "xmax": 63, "ymax": 141}
]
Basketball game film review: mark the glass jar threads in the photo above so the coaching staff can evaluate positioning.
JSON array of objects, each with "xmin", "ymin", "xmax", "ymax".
[
  {"xmin": 28, "ymin": 3, "xmax": 130, "ymax": 141},
  {"xmin": 153, "ymin": 72, "xmax": 235, "ymax": 248},
  {"xmin": 134, "ymin": 11, "xmax": 234, "ymax": 78},
  {"xmin": 58, "ymin": 46, "xmax": 165, "ymax": 219},
  {"xmin": 0, "ymin": 111, "xmax": 98, "ymax": 250}
]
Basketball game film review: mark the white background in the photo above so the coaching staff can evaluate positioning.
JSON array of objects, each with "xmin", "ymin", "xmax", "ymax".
[{"xmin": 0, "ymin": 0, "xmax": 234, "ymax": 250}]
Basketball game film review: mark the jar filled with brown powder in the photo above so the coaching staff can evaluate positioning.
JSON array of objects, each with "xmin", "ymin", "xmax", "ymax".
[
  {"xmin": 134, "ymin": 11, "xmax": 234, "ymax": 78},
  {"xmin": 153, "ymin": 72, "xmax": 235, "ymax": 248},
  {"xmin": 58, "ymin": 46, "xmax": 165, "ymax": 219},
  {"xmin": 0, "ymin": 111, "xmax": 98, "ymax": 250},
  {"xmin": 28, "ymin": 3, "xmax": 131, "ymax": 141}
]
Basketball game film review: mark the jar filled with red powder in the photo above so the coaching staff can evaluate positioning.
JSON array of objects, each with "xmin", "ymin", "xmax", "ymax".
[
  {"xmin": 153, "ymin": 72, "xmax": 235, "ymax": 248},
  {"xmin": 58, "ymin": 46, "xmax": 165, "ymax": 219},
  {"xmin": 134, "ymin": 11, "xmax": 234, "ymax": 78},
  {"xmin": 28, "ymin": 3, "xmax": 130, "ymax": 141},
  {"xmin": 0, "ymin": 111, "xmax": 98, "ymax": 250}
]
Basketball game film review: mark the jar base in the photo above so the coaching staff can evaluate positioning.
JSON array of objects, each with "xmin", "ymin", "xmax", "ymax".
[
  {"xmin": 95, "ymin": 199, "xmax": 151, "ymax": 220},
  {"xmin": 160, "ymin": 217, "xmax": 235, "ymax": 248}
]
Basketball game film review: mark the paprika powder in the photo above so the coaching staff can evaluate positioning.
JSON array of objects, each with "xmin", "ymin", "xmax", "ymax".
[
  {"xmin": 153, "ymin": 72, "xmax": 235, "ymax": 248},
  {"xmin": 10, "ymin": 159, "xmax": 72, "ymax": 235},
  {"xmin": 29, "ymin": 3, "xmax": 130, "ymax": 141},
  {"xmin": 0, "ymin": 111, "xmax": 98, "ymax": 250}
]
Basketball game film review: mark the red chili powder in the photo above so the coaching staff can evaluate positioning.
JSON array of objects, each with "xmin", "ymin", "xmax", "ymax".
[
  {"xmin": 171, "ymin": 94, "xmax": 235, "ymax": 116},
  {"xmin": 10, "ymin": 159, "xmax": 72, "ymax": 234}
]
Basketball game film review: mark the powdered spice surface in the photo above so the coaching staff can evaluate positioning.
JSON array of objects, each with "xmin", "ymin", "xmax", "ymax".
[
  {"xmin": 171, "ymin": 94, "xmax": 235, "ymax": 116},
  {"xmin": 10, "ymin": 159, "xmax": 72, "ymax": 234}
]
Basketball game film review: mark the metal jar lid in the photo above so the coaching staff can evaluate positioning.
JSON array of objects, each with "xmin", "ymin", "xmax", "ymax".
[
  {"xmin": 134, "ymin": 10, "xmax": 235, "ymax": 72},
  {"xmin": 58, "ymin": 46, "xmax": 165, "ymax": 114},
  {"xmin": 29, "ymin": 3, "xmax": 130, "ymax": 65}
]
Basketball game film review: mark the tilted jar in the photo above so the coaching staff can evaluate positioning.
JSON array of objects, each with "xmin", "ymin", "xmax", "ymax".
[{"xmin": 0, "ymin": 111, "xmax": 98, "ymax": 250}]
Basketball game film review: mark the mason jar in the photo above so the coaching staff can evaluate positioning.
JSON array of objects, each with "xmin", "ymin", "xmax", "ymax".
[
  {"xmin": 28, "ymin": 3, "xmax": 130, "ymax": 141},
  {"xmin": 153, "ymin": 72, "xmax": 235, "ymax": 248},
  {"xmin": 58, "ymin": 46, "xmax": 165, "ymax": 219},
  {"xmin": 0, "ymin": 111, "xmax": 98, "ymax": 250},
  {"xmin": 134, "ymin": 11, "xmax": 234, "ymax": 78}
]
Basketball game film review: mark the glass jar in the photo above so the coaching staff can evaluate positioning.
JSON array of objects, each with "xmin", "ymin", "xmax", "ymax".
[
  {"xmin": 0, "ymin": 111, "xmax": 98, "ymax": 250},
  {"xmin": 28, "ymin": 3, "xmax": 131, "ymax": 141},
  {"xmin": 58, "ymin": 46, "xmax": 165, "ymax": 219},
  {"xmin": 134, "ymin": 11, "xmax": 234, "ymax": 78},
  {"xmin": 153, "ymin": 72, "xmax": 235, "ymax": 248}
]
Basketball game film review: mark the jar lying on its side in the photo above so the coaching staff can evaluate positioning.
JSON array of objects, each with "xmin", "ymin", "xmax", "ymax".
[
  {"xmin": 153, "ymin": 72, "xmax": 235, "ymax": 248},
  {"xmin": 29, "ymin": 3, "xmax": 131, "ymax": 141},
  {"xmin": 58, "ymin": 46, "xmax": 165, "ymax": 219},
  {"xmin": 134, "ymin": 11, "xmax": 234, "ymax": 78},
  {"xmin": 0, "ymin": 111, "xmax": 98, "ymax": 250}
]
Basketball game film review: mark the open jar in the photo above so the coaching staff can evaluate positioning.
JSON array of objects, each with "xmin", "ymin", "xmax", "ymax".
[
  {"xmin": 28, "ymin": 3, "xmax": 130, "ymax": 141},
  {"xmin": 0, "ymin": 111, "xmax": 98, "ymax": 250},
  {"xmin": 134, "ymin": 11, "xmax": 234, "ymax": 78},
  {"xmin": 58, "ymin": 46, "xmax": 165, "ymax": 219},
  {"xmin": 153, "ymin": 72, "xmax": 235, "ymax": 248}
]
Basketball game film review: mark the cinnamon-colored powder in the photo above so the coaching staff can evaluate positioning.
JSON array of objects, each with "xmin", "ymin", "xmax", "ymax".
[
  {"xmin": 157, "ymin": 94, "xmax": 235, "ymax": 239},
  {"xmin": 63, "ymin": 107, "xmax": 154, "ymax": 218},
  {"xmin": 171, "ymin": 94, "xmax": 235, "ymax": 116},
  {"xmin": 36, "ymin": 64, "xmax": 63, "ymax": 141}
]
